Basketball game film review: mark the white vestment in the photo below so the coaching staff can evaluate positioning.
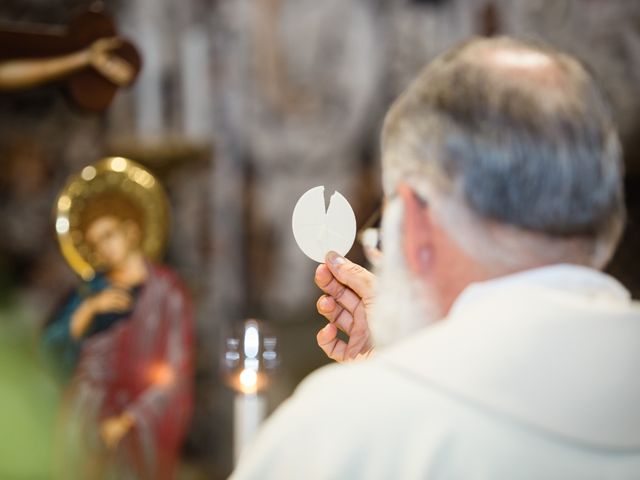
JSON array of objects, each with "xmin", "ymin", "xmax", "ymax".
[{"xmin": 231, "ymin": 265, "xmax": 640, "ymax": 479}]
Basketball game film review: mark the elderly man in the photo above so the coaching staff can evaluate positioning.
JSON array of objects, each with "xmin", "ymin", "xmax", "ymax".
[{"xmin": 232, "ymin": 36, "xmax": 640, "ymax": 479}]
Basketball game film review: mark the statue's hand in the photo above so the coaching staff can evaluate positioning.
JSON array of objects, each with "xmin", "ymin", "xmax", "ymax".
[
  {"xmin": 89, "ymin": 36, "xmax": 122, "ymax": 55},
  {"xmin": 70, "ymin": 288, "xmax": 132, "ymax": 339},
  {"xmin": 100, "ymin": 412, "xmax": 135, "ymax": 450},
  {"xmin": 89, "ymin": 288, "xmax": 133, "ymax": 315},
  {"xmin": 87, "ymin": 37, "xmax": 134, "ymax": 86}
]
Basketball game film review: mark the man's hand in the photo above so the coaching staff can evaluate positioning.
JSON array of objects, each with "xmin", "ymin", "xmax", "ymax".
[
  {"xmin": 100, "ymin": 412, "xmax": 135, "ymax": 451},
  {"xmin": 70, "ymin": 288, "xmax": 133, "ymax": 339},
  {"xmin": 314, "ymin": 251, "xmax": 377, "ymax": 362}
]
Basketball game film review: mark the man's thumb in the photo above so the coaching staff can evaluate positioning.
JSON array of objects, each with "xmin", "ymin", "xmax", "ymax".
[{"xmin": 324, "ymin": 251, "xmax": 375, "ymax": 298}]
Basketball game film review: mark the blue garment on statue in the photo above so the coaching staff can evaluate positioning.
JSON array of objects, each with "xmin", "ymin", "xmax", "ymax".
[{"xmin": 42, "ymin": 274, "xmax": 142, "ymax": 382}]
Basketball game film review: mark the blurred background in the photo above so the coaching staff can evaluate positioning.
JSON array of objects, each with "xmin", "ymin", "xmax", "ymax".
[{"xmin": 0, "ymin": 0, "xmax": 639, "ymax": 478}]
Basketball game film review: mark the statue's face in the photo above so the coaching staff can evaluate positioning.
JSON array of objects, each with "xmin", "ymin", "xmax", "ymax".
[{"xmin": 85, "ymin": 216, "xmax": 140, "ymax": 270}]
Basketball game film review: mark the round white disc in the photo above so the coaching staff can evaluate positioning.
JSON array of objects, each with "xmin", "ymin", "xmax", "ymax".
[{"xmin": 291, "ymin": 186, "xmax": 357, "ymax": 263}]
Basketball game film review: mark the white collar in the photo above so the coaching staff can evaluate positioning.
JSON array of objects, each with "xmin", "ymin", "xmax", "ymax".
[{"xmin": 453, "ymin": 264, "xmax": 630, "ymax": 314}]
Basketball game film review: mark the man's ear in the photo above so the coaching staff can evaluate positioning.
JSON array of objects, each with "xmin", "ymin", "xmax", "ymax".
[{"xmin": 398, "ymin": 183, "xmax": 433, "ymax": 275}]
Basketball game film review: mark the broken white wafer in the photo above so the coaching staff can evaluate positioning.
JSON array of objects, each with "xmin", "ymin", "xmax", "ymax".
[{"xmin": 292, "ymin": 186, "xmax": 357, "ymax": 263}]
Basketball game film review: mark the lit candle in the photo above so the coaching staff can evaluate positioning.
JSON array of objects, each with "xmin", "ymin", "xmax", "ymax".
[
  {"xmin": 233, "ymin": 368, "xmax": 266, "ymax": 464},
  {"xmin": 232, "ymin": 321, "xmax": 268, "ymax": 464}
]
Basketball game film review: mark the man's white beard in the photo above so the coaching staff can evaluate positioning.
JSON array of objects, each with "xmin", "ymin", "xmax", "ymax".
[{"xmin": 369, "ymin": 198, "xmax": 442, "ymax": 348}]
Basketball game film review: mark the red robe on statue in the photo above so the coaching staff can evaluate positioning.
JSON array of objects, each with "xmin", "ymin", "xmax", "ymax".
[{"xmin": 54, "ymin": 264, "xmax": 194, "ymax": 480}]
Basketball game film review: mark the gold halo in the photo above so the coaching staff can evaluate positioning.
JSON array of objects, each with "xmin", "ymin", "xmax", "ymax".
[{"xmin": 54, "ymin": 157, "xmax": 170, "ymax": 280}]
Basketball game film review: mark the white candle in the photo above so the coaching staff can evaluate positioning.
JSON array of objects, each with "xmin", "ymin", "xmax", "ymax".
[{"xmin": 233, "ymin": 392, "xmax": 266, "ymax": 464}]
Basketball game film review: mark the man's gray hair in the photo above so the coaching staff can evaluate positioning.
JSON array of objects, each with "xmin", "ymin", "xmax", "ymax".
[{"xmin": 382, "ymin": 36, "xmax": 625, "ymax": 268}]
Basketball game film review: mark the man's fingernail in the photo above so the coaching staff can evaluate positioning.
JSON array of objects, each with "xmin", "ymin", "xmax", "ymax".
[
  {"xmin": 319, "ymin": 296, "xmax": 330, "ymax": 310},
  {"xmin": 327, "ymin": 251, "xmax": 346, "ymax": 266}
]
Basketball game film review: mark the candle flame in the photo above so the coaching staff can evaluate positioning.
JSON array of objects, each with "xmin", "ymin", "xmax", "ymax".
[{"xmin": 239, "ymin": 368, "xmax": 258, "ymax": 394}]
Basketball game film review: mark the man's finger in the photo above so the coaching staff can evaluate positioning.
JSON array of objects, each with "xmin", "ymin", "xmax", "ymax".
[
  {"xmin": 324, "ymin": 251, "xmax": 376, "ymax": 300},
  {"xmin": 316, "ymin": 324, "xmax": 347, "ymax": 362},
  {"xmin": 315, "ymin": 264, "xmax": 362, "ymax": 314},
  {"xmin": 346, "ymin": 301, "xmax": 371, "ymax": 359},
  {"xmin": 316, "ymin": 295, "xmax": 354, "ymax": 335}
]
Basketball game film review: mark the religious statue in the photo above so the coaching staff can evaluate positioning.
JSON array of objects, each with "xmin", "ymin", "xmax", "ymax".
[
  {"xmin": 0, "ymin": 37, "xmax": 133, "ymax": 91},
  {"xmin": 0, "ymin": 6, "xmax": 141, "ymax": 111},
  {"xmin": 42, "ymin": 157, "xmax": 194, "ymax": 480}
]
